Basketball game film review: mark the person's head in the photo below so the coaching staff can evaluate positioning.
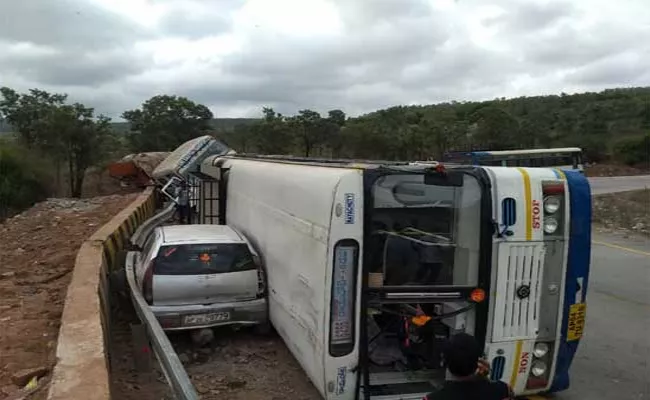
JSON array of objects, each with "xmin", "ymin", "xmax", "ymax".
[{"xmin": 442, "ymin": 333, "xmax": 482, "ymax": 378}]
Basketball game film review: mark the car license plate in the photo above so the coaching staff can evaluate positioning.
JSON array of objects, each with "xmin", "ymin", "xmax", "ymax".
[
  {"xmin": 183, "ymin": 312, "xmax": 230, "ymax": 326},
  {"xmin": 567, "ymin": 303, "xmax": 586, "ymax": 341}
]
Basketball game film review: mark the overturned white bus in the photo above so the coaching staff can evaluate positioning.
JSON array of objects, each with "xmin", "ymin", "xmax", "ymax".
[{"xmin": 196, "ymin": 154, "xmax": 591, "ymax": 400}]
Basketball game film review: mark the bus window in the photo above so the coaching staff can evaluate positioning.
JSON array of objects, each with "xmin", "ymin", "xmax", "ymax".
[{"xmin": 481, "ymin": 158, "xmax": 503, "ymax": 166}]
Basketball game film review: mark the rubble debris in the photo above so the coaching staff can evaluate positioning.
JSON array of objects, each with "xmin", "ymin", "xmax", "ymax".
[{"xmin": 11, "ymin": 367, "xmax": 48, "ymax": 387}]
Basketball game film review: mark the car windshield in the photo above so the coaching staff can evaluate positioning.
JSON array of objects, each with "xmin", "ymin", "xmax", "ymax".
[{"xmin": 154, "ymin": 243, "xmax": 256, "ymax": 275}]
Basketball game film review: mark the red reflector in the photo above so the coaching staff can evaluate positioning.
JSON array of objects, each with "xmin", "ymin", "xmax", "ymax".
[
  {"xmin": 470, "ymin": 288, "xmax": 486, "ymax": 303},
  {"xmin": 543, "ymin": 183, "xmax": 564, "ymax": 194},
  {"xmin": 526, "ymin": 377, "xmax": 548, "ymax": 389}
]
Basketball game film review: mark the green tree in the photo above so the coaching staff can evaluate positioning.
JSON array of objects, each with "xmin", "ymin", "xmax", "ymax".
[
  {"xmin": 0, "ymin": 140, "xmax": 50, "ymax": 220},
  {"xmin": 0, "ymin": 87, "xmax": 111, "ymax": 197},
  {"xmin": 613, "ymin": 135, "xmax": 650, "ymax": 167},
  {"xmin": 469, "ymin": 106, "xmax": 519, "ymax": 149},
  {"xmin": 252, "ymin": 108, "xmax": 294, "ymax": 154},
  {"xmin": 323, "ymin": 110, "xmax": 347, "ymax": 157},
  {"xmin": 0, "ymin": 88, "xmax": 67, "ymax": 148},
  {"xmin": 288, "ymin": 109, "xmax": 329, "ymax": 157},
  {"xmin": 51, "ymin": 104, "xmax": 114, "ymax": 197},
  {"xmin": 123, "ymin": 95, "xmax": 214, "ymax": 152}
]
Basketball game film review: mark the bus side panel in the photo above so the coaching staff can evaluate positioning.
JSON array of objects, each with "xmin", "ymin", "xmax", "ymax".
[
  {"xmin": 323, "ymin": 171, "xmax": 364, "ymax": 400},
  {"xmin": 224, "ymin": 160, "xmax": 353, "ymax": 397},
  {"xmin": 550, "ymin": 170, "xmax": 592, "ymax": 393}
]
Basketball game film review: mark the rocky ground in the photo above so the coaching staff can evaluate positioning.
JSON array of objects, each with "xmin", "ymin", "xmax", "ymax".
[
  {"xmin": 593, "ymin": 189, "xmax": 650, "ymax": 237},
  {"xmin": 0, "ymin": 194, "xmax": 138, "ymax": 400}
]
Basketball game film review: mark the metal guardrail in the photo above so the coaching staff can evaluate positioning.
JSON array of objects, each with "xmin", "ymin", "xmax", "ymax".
[
  {"xmin": 125, "ymin": 253, "xmax": 199, "ymax": 400},
  {"xmin": 130, "ymin": 201, "xmax": 176, "ymax": 249}
]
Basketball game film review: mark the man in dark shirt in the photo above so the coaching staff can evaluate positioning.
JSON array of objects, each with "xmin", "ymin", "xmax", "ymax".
[{"xmin": 423, "ymin": 333, "xmax": 514, "ymax": 400}]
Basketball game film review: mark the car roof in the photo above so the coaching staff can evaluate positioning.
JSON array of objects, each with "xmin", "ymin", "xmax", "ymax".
[{"xmin": 158, "ymin": 224, "xmax": 245, "ymax": 244}]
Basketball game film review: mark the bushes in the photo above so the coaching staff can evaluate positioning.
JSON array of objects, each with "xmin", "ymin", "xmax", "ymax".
[
  {"xmin": 613, "ymin": 135, "xmax": 650, "ymax": 167},
  {"xmin": 0, "ymin": 140, "xmax": 50, "ymax": 220}
]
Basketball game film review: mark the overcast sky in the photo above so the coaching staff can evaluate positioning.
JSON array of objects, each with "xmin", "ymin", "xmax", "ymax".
[{"xmin": 1, "ymin": 0, "xmax": 649, "ymax": 119}]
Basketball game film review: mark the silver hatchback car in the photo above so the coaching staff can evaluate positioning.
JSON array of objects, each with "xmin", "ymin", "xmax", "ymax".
[{"xmin": 133, "ymin": 224, "xmax": 268, "ymax": 331}]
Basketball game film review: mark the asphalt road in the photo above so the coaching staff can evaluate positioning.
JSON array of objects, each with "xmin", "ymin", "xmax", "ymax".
[
  {"xmin": 537, "ymin": 176, "xmax": 650, "ymax": 399},
  {"xmin": 588, "ymin": 175, "xmax": 650, "ymax": 195},
  {"xmin": 552, "ymin": 233, "xmax": 650, "ymax": 400}
]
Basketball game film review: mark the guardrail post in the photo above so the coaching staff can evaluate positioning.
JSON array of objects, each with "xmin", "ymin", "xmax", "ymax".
[{"xmin": 131, "ymin": 323, "xmax": 152, "ymax": 373}]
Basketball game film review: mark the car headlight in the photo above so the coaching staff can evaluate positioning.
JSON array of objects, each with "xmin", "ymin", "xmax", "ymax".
[
  {"xmin": 544, "ymin": 196, "xmax": 561, "ymax": 214},
  {"xmin": 544, "ymin": 217, "xmax": 558, "ymax": 234},
  {"xmin": 531, "ymin": 361, "xmax": 547, "ymax": 377},
  {"xmin": 533, "ymin": 342, "xmax": 549, "ymax": 358}
]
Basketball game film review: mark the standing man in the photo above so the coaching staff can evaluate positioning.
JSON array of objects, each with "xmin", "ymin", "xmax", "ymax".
[
  {"xmin": 175, "ymin": 181, "xmax": 191, "ymax": 224},
  {"xmin": 423, "ymin": 333, "xmax": 514, "ymax": 400}
]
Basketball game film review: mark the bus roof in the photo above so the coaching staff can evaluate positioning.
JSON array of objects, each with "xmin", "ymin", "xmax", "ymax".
[
  {"xmin": 207, "ymin": 153, "xmax": 445, "ymax": 172},
  {"xmin": 471, "ymin": 147, "xmax": 582, "ymax": 157}
]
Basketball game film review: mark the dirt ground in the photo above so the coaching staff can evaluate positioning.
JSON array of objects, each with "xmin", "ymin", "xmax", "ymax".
[
  {"xmin": 583, "ymin": 163, "xmax": 649, "ymax": 177},
  {"xmin": 110, "ymin": 303, "xmax": 320, "ymax": 400},
  {"xmin": 0, "ymin": 194, "xmax": 138, "ymax": 400},
  {"xmin": 593, "ymin": 189, "xmax": 650, "ymax": 237}
]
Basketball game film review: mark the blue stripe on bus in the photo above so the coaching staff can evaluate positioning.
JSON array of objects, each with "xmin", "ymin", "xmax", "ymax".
[{"xmin": 550, "ymin": 169, "xmax": 592, "ymax": 393}]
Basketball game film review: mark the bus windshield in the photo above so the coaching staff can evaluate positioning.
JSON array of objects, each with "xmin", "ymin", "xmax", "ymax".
[{"xmin": 368, "ymin": 172, "xmax": 482, "ymax": 287}]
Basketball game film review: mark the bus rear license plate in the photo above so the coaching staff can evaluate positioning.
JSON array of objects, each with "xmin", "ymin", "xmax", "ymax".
[
  {"xmin": 567, "ymin": 303, "xmax": 586, "ymax": 341},
  {"xmin": 184, "ymin": 312, "xmax": 230, "ymax": 326}
]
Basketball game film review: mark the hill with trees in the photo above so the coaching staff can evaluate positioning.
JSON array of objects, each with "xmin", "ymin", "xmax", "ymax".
[
  {"xmin": 218, "ymin": 87, "xmax": 650, "ymax": 166},
  {"xmin": 2, "ymin": 85, "xmax": 649, "ymax": 219}
]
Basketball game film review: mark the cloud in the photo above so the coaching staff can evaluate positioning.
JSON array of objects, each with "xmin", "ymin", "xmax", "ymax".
[
  {"xmin": 0, "ymin": 42, "xmax": 151, "ymax": 87},
  {"xmin": 0, "ymin": 0, "xmax": 649, "ymax": 119},
  {"xmin": 154, "ymin": 0, "xmax": 240, "ymax": 39},
  {"xmin": 486, "ymin": 0, "xmax": 575, "ymax": 34},
  {"xmin": 0, "ymin": 0, "xmax": 151, "ymax": 50}
]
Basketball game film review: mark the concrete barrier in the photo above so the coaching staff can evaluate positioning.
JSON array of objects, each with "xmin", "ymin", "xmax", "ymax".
[{"xmin": 48, "ymin": 188, "xmax": 157, "ymax": 400}]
